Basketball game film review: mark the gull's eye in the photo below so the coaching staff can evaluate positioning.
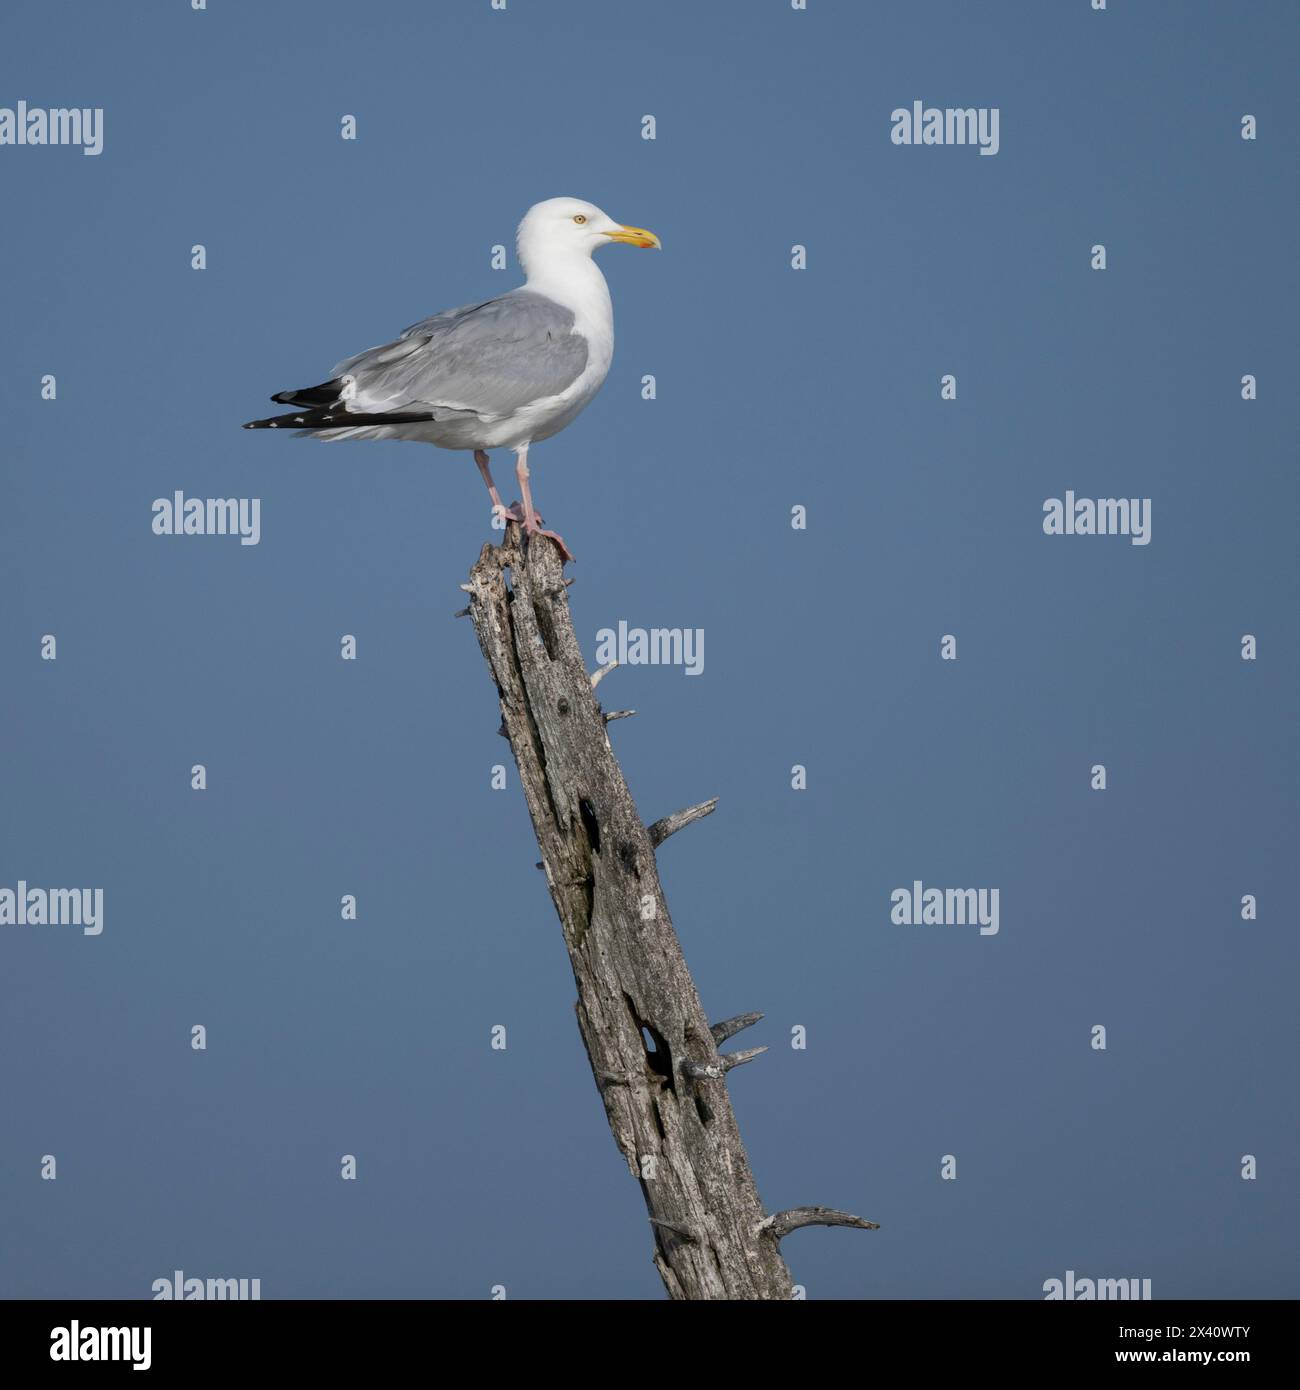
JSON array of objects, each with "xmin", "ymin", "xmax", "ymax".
[{"xmin": 573, "ymin": 214, "xmax": 587, "ymax": 224}]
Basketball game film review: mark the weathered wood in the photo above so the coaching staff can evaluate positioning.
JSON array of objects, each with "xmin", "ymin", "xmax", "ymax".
[
  {"xmin": 647, "ymin": 798, "xmax": 718, "ymax": 848},
  {"xmin": 464, "ymin": 525, "xmax": 875, "ymax": 1299},
  {"xmin": 710, "ymin": 1012, "xmax": 764, "ymax": 1045},
  {"xmin": 761, "ymin": 1207, "xmax": 882, "ymax": 1241}
]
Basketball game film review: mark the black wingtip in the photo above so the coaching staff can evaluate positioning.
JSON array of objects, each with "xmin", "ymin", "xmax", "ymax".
[{"xmin": 271, "ymin": 379, "xmax": 346, "ymax": 408}]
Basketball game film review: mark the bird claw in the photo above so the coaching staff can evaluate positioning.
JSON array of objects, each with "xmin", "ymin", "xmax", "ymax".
[
  {"xmin": 493, "ymin": 502, "xmax": 526, "ymax": 523},
  {"xmin": 524, "ymin": 519, "xmax": 575, "ymax": 565}
]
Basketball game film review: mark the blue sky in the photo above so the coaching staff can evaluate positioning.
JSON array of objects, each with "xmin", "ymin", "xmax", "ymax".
[{"xmin": 1, "ymin": 0, "xmax": 1296, "ymax": 1299}]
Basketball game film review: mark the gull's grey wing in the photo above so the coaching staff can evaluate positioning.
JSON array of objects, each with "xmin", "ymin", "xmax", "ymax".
[{"xmin": 331, "ymin": 289, "xmax": 589, "ymax": 420}]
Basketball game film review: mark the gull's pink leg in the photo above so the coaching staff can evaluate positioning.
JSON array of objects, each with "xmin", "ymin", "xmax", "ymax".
[
  {"xmin": 515, "ymin": 445, "xmax": 574, "ymax": 564},
  {"xmin": 474, "ymin": 449, "xmax": 523, "ymax": 523}
]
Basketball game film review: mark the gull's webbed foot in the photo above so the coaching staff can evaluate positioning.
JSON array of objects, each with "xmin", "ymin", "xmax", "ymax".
[{"xmin": 523, "ymin": 516, "xmax": 575, "ymax": 565}]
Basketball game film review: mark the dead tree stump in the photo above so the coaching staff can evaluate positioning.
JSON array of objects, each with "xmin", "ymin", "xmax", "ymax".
[{"xmin": 462, "ymin": 525, "xmax": 876, "ymax": 1299}]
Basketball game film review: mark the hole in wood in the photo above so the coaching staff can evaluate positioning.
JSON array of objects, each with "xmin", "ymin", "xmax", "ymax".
[
  {"xmin": 626, "ymin": 994, "xmax": 674, "ymax": 1091},
  {"xmin": 578, "ymin": 798, "xmax": 601, "ymax": 855}
]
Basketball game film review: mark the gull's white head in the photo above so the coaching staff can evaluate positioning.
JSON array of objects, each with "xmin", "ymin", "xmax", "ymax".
[{"xmin": 516, "ymin": 197, "xmax": 661, "ymax": 279}]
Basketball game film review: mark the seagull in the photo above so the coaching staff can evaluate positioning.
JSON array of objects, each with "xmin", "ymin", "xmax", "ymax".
[{"xmin": 243, "ymin": 197, "xmax": 661, "ymax": 562}]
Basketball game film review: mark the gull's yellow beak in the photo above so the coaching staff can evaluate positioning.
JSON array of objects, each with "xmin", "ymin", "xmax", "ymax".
[{"xmin": 606, "ymin": 224, "xmax": 662, "ymax": 249}]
